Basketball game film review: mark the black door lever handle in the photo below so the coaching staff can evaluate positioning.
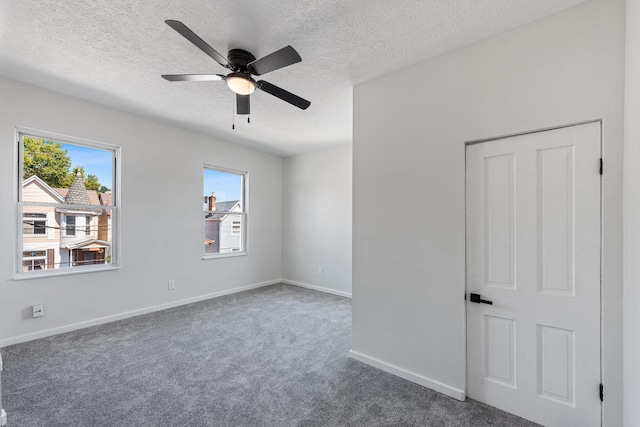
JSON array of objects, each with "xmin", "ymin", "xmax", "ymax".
[{"xmin": 469, "ymin": 293, "xmax": 493, "ymax": 305}]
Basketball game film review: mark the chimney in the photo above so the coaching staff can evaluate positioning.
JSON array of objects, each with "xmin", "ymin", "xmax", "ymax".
[{"xmin": 208, "ymin": 192, "xmax": 216, "ymax": 212}]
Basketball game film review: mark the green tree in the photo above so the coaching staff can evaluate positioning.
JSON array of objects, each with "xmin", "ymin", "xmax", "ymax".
[
  {"xmin": 24, "ymin": 139, "xmax": 104, "ymax": 191},
  {"xmin": 71, "ymin": 166, "xmax": 102, "ymax": 191},
  {"xmin": 85, "ymin": 174, "xmax": 101, "ymax": 191},
  {"xmin": 23, "ymin": 137, "xmax": 72, "ymax": 187}
]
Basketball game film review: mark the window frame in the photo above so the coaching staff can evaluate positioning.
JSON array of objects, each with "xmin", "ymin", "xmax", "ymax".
[
  {"xmin": 22, "ymin": 250, "xmax": 47, "ymax": 272},
  {"xmin": 23, "ymin": 213, "xmax": 47, "ymax": 236},
  {"xmin": 65, "ymin": 215, "xmax": 76, "ymax": 236},
  {"xmin": 202, "ymin": 164, "xmax": 248, "ymax": 260},
  {"xmin": 15, "ymin": 127, "xmax": 121, "ymax": 280}
]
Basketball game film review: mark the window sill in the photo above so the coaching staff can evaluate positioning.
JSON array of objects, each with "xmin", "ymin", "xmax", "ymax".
[
  {"xmin": 202, "ymin": 252, "xmax": 248, "ymax": 260},
  {"xmin": 13, "ymin": 264, "xmax": 120, "ymax": 281}
]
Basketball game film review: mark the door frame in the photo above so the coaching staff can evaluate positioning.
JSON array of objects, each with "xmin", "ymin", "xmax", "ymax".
[{"xmin": 463, "ymin": 119, "xmax": 604, "ymax": 423}]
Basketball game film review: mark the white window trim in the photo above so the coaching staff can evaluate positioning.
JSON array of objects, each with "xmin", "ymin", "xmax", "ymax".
[
  {"xmin": 22, "ymin": 212, "xmax": 47, "ymax": 237},
  {"xmin": 202, "ymin": 164, "xmax": 248, "ymax": 260},
  {"xmin": 14, "ymin": 127, "xmax": 121, "ymax": 280},
  {"xmin": 22, "ymin": 250, "xmax": 47, "ymax": 272},
  {"xmin": 65, "ymin": 214, "xmax": 76, "ymax": 236},
  {"xmin": 202, "ymin": 251, "xmax": 249, "ymax": 260}
]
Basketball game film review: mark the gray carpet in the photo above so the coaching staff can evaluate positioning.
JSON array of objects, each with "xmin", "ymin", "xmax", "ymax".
[{"xmin": 2, "ymin": 284, "xmax": 539, "ymax": 426}]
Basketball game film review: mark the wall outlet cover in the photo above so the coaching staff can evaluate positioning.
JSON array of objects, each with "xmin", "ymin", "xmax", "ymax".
[{"xmin": 32, "ymin": 304, "xmax": 44, "ymax": 318}]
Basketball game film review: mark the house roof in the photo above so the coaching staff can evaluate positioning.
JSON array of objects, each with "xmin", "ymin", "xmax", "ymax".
[
  {"xmin": 100, "ymin": 192, "xmax": 112, "ymax": 206},
  {"xmin": 65, "ymin": 238, "xmax": 111, "ymax": 250},
  {"xmin": 206, "ymin": 200, "xmax": 240, "ymax": 220},
  {"xmin": 56, "ymin": 188, "xmax": 101, "ymax": 206},
  {"xmin": 23, "ymin": 175, "xmax": 105, "ymax": 209},
  {"xmin": 100, "ymin": 192, "xmax": 113, "ymax": 218},
  {"xmin": 215, "ymin": 201, "xmax": 239, "ymax": 212},
  {"xmin": 63, "ymin": 172, "xmax": 92, "ymax": 205}
]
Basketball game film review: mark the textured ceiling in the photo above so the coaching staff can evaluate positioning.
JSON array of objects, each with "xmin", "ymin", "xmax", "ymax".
[{"xmin": 0, "ymin": 0, "xmax": 588, "ymax": 156}]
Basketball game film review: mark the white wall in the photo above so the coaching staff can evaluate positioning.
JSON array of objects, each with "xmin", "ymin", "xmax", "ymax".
[
  {"xmin": 624, "ymin": 0, "xmax": 640, "ymax": 425},
  {"xmin": 352, "ymin": 0, "xmax": 624, "ymax": 424},
  {"xmin": 282, "ymin": 145, "xmax": 352, "ymax": 297},
  {"xmin": 0, "ymin": 77, "xmax": 283, "ymax": 345}
]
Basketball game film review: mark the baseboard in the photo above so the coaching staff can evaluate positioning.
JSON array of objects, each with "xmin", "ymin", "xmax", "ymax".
[
  {"xmin": 349, "ymin": 350, "xmax": 466, "ymax": 401},
  {"xmin": 1, "ymin": 409, "xmax": 6, "ymax": 426},
  {"xmin": 281, "ymin": 279, "xmax": 352, "ymax": 298},
  {"xmin": 0, "ymin": 279, "xmax": 281, "ymax": 347}
]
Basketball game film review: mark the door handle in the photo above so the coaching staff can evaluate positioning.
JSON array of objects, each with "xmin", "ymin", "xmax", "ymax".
[{"xmin": 469, "ymin": 293, "xmax": 493, "ymax": 305}]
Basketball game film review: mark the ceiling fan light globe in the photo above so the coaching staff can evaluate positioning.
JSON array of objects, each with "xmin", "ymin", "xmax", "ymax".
[{"xmin": 226, "ymin": 74, "xmax": 256, "ymax": 95}]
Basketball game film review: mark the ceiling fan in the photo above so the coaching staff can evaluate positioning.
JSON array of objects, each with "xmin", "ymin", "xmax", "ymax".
[{"xmin": 162, "ymin": 20, "xmax": 310, "ymax": 116}]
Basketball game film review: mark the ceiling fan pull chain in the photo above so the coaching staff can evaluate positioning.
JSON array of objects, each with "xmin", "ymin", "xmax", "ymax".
[
  {"xmin": 248, "ymin": 116, "xmax": 250, "ymax": 124},
  {"xmin": 232, "ymin": 98, "xmax": 236, "ymax": 130}
]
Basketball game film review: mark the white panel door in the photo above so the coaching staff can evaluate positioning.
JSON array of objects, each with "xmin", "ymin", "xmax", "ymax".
[{"xmin": 466, "ymin": 122, "xmax": 601, "ymax": 427}]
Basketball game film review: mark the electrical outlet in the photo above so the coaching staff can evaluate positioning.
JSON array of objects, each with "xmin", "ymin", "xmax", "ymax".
[
  {"xmin": 317, "ymin": 267, "xmax": 323, "ymax": 275},
  {"xmin": 32, "ymin": 304, "xmax": 44, "ymax": 318},
  {"xmin": 168, "ymin": 280, "xmax": 176, "ymax": 290}
]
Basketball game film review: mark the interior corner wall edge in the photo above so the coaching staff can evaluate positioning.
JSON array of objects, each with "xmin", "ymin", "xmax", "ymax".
[
  {"xmin": 0, "ymin": 77, "xmax": 283, "ymax": 344},
  {"xmin": 351, "ymin": 0, "xmax": 624, "ymax": 425},
  {"xmin": 282, "ymin": 145, "xmax": 352, "ymax": 296},
  {"xmin": 624, "ymin": 0, "xmax": 640, "ymax": 425}
]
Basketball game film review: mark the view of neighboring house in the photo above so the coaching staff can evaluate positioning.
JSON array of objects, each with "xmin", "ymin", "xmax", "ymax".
[
  {"xmin": 204, "ymin": 193, "xmax": 242, "ymax": 254},
  {"xmin": 22, "ymin": 172, "xmax": 111, "ymax": 271}
]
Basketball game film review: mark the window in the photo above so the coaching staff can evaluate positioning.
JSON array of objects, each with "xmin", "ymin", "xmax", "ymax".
[
  {"xmin": 203, "ymin": 165, "xmax": 246, "ymax": 257},
  {"xmin": 232, "ymin": 221, "xmax": 241, "ymax": 235},
  {"xmin": 17, "ymin": 129, "xmax": 119, "ymax": 277},
  {"xmin": 23, "ymin": 213, "xmax": 47, "ymax": 235},
  {"xmin": 65, "ymin": 215, "xmax": 76, "ymax": 236},
  {"xmin": 22, "ymin": 250, "xmax": 46, "ymax": 272}
]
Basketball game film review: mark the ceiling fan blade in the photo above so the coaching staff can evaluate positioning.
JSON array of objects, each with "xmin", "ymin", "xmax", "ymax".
[
  {"xmin": 248, "ymin": 46, "xmax": 301, "ymax": 76},
  {"xmin": 162, "ymin": 74, "xmax": 225, "ymax": 82},
  {"xmin": 258, "ymin": 81, "xmax": 310, "ymax": 110},
  {"xmin": 237, "ymin": 94, "xmax": 250, "ymax": 115},
  {"xmin": 165, "ymin": 20, "xmax": 229, "ymax": 67}
]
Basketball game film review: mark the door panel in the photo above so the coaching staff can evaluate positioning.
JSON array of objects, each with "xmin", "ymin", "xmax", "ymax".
[
  {"xmin": 485, "ymin": 154, "xmax": 516, "ymax": 289},
  {"xmin": 485, "ymin": 315, "xmax": 516, "ymax": 388},
  {"xmin": 537, "ymin": 146, "xmax": 575, "ymax": 295},
  {"xmin": 537, "ymin": 325, "xmax": 575, "ymax": 405},
  {"xmin": 466, "ymin": 122, "xmax": 601, "ymax": 427}
]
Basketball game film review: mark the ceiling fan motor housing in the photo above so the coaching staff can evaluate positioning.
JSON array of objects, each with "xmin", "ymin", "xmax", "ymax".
[{"xmin": 227, "ymin": 49, "xmax": 257, "ymax": 72}]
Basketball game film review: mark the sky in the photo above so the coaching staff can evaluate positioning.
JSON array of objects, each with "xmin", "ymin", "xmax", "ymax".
[
  {"xmin": 62, "ymin": 143, "xmax": 113, "ymax": 190},
  {"xmin": 204, "ymin": 168, "xmax": 242, "ymax": 202}
]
